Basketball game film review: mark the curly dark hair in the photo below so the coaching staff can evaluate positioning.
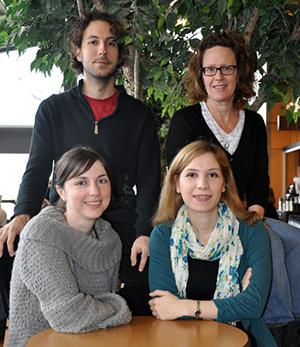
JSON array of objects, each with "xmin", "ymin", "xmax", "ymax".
[
  {"xmin": 68, "ymin": 11, "xmax": 126, "ymax": 75},
  {"xmin": 184, "ymin": 30, "xmax": 257, "ymax": 109}
]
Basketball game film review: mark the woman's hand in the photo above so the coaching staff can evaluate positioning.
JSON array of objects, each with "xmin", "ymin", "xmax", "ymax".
[
  {"xmin": 241, "ymin": 267, "xmax": 252, "ymax": 291},
  {"xmin": 149, "ymin": 290, "xmax": 186, "ymax": 320}
]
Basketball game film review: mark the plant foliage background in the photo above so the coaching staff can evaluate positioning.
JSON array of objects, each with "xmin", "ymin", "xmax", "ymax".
[{"xmin": 0, "ymin": 0, "xmax": 299, "ymax": 141}]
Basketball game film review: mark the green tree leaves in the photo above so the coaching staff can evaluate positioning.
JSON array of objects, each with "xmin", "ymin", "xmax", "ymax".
[{"xmin": 0, "ymin": 0, "xmax": 299, "ymax": 138}]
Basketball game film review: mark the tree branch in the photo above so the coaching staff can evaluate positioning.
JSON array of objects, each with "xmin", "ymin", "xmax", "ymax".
[
  {"xmin": 123, "ymin": 45, "xmax": 135, "ymax": 96},
  {"xmin": 0, "ymin": 1, "xmax": 6, "ymax": 15},
  {"xmin": 250, "ymin": 95, "xmax": 264, "ymax": 112},
  {"xmin": 134, "ymin": 50, "xmax": 142, "ymax": 100},
  {"xmin": 243, "ymin": 7, "xmax": 259, "ymax": 45},
  {"xmin": 91, "ymin": 0, "xmax": 106, "ymax": 12},
  {"xmin": 76, "ymin": 0, "xmax": 85, "ymax": 18},
  {"xmin": 290, "ymin": 19, "xmax": 300, "ymax": 41}
]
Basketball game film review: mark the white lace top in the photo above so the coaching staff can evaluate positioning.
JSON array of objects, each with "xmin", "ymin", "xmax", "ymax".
[{"xmin": 200, "ymin": 102, "xmax": 245, "ymax": 155}]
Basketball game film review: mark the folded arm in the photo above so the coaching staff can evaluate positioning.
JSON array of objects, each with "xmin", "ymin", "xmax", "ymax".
[
  {"xmin": 20, "ymin": 240, "xmax": 131, "ymax": 332},
  {"xmin": 149, "ymin": 223, "xmax": 271, "ymax": 322}
]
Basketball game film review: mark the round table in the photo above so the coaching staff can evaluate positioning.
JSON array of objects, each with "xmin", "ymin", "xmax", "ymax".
[{"xmin": 27, "ymin": 316, "xmax": 249, "ymax": 347}]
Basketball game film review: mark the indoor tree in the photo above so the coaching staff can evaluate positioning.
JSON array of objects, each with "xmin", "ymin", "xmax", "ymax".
[{"xmin": 0, "ymin": 0, "xmax": 299, "ymax": 139}]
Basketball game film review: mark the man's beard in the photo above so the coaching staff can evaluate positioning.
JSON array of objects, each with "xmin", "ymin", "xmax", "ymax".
[{"xmin": 90, "ymin": 65, "xmax": 118, "ymax": 84}]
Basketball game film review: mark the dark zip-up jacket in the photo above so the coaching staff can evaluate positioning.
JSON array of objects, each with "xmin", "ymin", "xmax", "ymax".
[{"xmin": 14, "ymin": 80, "xmax": 161, "ymax": 239}]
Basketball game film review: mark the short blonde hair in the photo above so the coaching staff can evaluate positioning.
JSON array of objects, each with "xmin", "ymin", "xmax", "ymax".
[{"xmin": 153, "ymin": 140, "xmax": 258, "ymax": 225}]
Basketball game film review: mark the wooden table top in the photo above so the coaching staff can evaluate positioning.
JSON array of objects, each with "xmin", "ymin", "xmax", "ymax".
[{"xmin": 27, "ymin": 316, "xmax": 249, "ymax": 347}]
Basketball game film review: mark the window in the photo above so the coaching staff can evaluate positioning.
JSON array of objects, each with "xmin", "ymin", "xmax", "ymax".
[
  {"xmin": 0, "ymin": 47, "xmax": 62, "ymax": 126},
  {"xmin": 0, "ymin": 47, "xmax": 62, "ymax": 215}
]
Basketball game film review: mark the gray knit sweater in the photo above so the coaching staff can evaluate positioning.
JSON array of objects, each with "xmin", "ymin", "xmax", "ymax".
[{"xmin": 7, "ymin": 206, "xmax": 132, "ymax": 347}]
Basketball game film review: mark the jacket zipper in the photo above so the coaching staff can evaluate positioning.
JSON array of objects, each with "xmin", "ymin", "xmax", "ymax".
[{"xmin": 94, "ymin": 121, "xmax": 99, "ymax": 135}]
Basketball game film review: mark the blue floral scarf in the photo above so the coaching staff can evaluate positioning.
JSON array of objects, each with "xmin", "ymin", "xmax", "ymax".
[{"xmin": 170, "ymin": 203, "xmax": 243, "ymax": 299}]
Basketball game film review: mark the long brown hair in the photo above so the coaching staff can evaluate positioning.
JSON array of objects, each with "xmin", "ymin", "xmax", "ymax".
[
  {"xmin": 153, "ymin": 140, "xmax": 258, "ymax": 225},
  {"xmin": 184, "ymin": 30, "xmax": 256, "ymax": 109}
]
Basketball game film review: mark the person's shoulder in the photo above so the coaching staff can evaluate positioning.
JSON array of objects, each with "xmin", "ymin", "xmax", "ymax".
[
  {"xmin": 151, "ymin": 222, "xmax": 173, "ymax": 239},
  {"xmin": 118, "ymin": 86, "xmax": 152, "ymax": 114},
  {"xmin": 243, "ymin": 109, "xmax": 267, "ymax": 136},
  {"xmin": 238, "ymin": 219, "xmax": 269, "ymax": 243},
  {"xmin": 173, "ymin": 103, "xmax": 202, "ymax": 119},
  {"xmin": 38, "ymin": 85, "xmax": 79, "ymax": 110},
  {"xmin": 244, "ymin": 109, "xmax": 265, "ymax": 125},
  {"xmin": 168, "ymin": 104, "xmax": 202, "ymax": 129},
  {"xmin": 21, "ymin": 206, "xmax": 63, "ymax": 241}
]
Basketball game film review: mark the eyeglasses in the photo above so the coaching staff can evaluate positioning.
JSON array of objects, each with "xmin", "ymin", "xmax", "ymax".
[{"xmin": 201, "ymin": 65, "xmax": 237, "ymax": 76}]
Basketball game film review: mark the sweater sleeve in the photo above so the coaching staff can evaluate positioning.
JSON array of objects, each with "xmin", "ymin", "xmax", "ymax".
[
  {"xmin": 214, "ymin": 222, "xmax": 272, "ymax": 322},
  {"xmin": 14, "ymin": 100, "xmax": 55, "ymax": 217},
  {"xmin": 245, "ymin": 113, "xmax": 269, "ymax": 208},
  {"xmin": 20, "ymin": 240, "xmax": 131, "ymax": 332},
  {"xmin": 149, "ymin": 224, "xmax": 178, "ymax": 295},
  {"xmin": 135, "ymin": 111, "xmax": 161, "ymax": 237}
]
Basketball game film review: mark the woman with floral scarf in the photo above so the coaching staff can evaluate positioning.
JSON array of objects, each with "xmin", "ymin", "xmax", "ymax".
[{"xmin": 148, "ymin": 140, "xmax": 276, "ymax": 347}]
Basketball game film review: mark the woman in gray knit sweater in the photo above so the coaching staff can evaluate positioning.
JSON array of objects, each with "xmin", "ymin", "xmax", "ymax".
[{"xmin": 7, "ymin": 146, "xmax": 132, "ymax": 347}]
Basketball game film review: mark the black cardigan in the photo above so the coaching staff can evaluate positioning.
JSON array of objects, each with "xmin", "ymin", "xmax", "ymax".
[
  {"xmin": 166, "ymin": 104, "xmax": 269, "ymax": 208},
  {"xmin": 14, "ymin": 80, "xmax": 161, "ymax": 238}
]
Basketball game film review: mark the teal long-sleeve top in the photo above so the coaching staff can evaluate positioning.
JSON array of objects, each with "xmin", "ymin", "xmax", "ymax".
[{"xmin": 149, "ymin": 220, "xmax": 277, "ymax": 347}]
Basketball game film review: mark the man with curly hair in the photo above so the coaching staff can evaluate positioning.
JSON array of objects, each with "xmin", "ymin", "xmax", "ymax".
[{"xmin": 0, "ymin": 11, "xmax": 160, "ymax": 321}]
